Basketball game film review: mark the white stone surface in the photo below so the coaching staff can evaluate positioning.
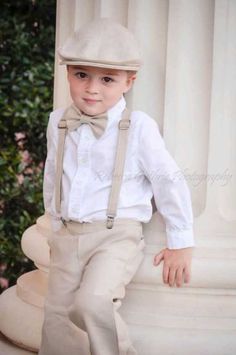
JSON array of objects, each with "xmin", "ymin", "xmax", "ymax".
[
  {"xmin": 0, "ymin": 286, "xmax": 42, "ymax": 352},
  {"xmin": 0, "ymin": 332, "xmax": 35, "ymax": 355}
]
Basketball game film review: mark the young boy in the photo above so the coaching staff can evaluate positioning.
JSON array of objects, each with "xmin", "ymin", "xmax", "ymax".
[{"xmin": 39, "ymin": 18, "xmax": 194, "ymax": 355}]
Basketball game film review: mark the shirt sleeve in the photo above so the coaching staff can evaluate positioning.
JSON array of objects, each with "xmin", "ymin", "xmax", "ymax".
[
  {"xmin": 138, "ymin": 114, "xmax": 195, "ymax": 249},
  {"xmin": 43, "ymin": 112, "xmax": 57, "ymax": 216}
]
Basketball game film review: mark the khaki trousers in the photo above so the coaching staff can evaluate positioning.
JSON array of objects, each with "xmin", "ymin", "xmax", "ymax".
[{"xmin": 39, "ymin": 219, "xmax": 145, "ymax": 355}]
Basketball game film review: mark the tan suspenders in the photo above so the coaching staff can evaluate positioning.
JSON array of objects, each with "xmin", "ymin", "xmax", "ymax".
[
  {"xmin": 54, "ymin": 108, "xmax": 131, "ymax": 229},
  {"xmin": 55, "ymin": 118, "xmax": 67, "ymax": 215},
  {"xmin": 106, "ymin": 109, "xmax": 130, "ymax": 228}
]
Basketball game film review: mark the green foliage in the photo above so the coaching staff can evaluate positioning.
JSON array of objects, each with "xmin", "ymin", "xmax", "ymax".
[{"xmin": 0, "ymin": 0, "xmax": 56, "ymax": 293}]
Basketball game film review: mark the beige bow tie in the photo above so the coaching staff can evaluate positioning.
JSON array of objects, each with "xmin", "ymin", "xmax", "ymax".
[{"xmin": 63, "ymin": 104, "xmax": 108, "ymax": 138}]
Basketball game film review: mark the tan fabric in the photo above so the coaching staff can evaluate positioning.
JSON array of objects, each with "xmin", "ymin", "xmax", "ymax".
[
  {"xmin": 39, "ymin": 220, "xmax": 145, "ymax": 355},
  {"xmin": 58, "ymin": 18, "xmax": 141, "ymax": 71},
  {"xmin": 65, "ymin": 104, "xmax": 108, "ymax": 138},
  {"xmin": 55, "ymin": 107, "xmax": 131, "ymax": 231}
]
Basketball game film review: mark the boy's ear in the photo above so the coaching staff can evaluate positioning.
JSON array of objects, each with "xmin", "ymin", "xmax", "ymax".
[
  {"xmin": 124, "ymin": 73, "xmax": 137, "ymax": 93},
  {"xmin": 129, "ymin": 74, "xmax": 137, "ymax": 83}
]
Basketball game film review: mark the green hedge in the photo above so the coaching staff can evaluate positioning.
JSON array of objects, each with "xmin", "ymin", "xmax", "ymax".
[{"xmin": 0, "ymin": 0, "xmax": 56, "ymax": 293}]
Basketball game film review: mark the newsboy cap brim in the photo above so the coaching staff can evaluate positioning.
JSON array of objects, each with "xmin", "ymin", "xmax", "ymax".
[
  {"xmin": 58, "ymin": 18, "xmax": 142, "ymax": 71},
  {"xmin": 59, "ymin": 59, "xmax": 140, "ymax": 71}
]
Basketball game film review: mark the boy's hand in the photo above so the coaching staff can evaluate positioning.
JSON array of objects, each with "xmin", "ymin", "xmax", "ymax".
[{"xmin": 153, "ymin": 247, "xmax": 193, "ymax": 287}]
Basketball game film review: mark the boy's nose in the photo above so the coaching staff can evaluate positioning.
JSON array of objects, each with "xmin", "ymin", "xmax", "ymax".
[{"xmin": 86, "ymin": 79, "xmax": 99, "ymax": 94}]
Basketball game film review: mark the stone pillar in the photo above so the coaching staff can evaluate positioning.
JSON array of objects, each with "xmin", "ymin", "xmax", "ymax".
[{"xmin": 0, "ymin": 0, "xmax": 236, "ymax": 353}]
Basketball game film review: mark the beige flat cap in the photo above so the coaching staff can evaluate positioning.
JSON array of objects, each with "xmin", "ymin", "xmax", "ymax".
[{"xmin": 58, "ymin": 18, "xmax": 142, "ymax": 71}]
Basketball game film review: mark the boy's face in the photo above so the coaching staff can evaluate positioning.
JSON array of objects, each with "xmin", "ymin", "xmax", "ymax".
[{"xmin": 67, "ymin": 65, "xmax": 136, "ymax": 116}]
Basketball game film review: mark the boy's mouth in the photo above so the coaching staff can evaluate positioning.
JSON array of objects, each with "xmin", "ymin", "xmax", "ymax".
[{"xmin": 83, "ymin": 98, "xmax": 101, "ymax": 104}]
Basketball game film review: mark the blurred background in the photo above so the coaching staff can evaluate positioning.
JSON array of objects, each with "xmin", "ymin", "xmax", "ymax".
[{"xmin": 0, "ymin": 0, "xmax": 56, "ymax": 294}]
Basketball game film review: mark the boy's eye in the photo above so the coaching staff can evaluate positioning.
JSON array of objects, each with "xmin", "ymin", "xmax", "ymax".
[
  {"xmin": 75, "ymin": 72, "xmax": 87, "ymax": 79},
  {"xmin": 102, "ymin": 77, "xmax": 114, "ymax": 83}
]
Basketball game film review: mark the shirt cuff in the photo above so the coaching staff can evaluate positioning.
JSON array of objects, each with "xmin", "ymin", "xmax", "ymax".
[{"xmin": 166, "ymin": 227, "xmax": 195, "ymax": 249}]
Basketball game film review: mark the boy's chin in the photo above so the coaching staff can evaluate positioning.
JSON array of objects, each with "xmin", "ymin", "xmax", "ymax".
[
  {"xmin": 75, "ymin": 104, "xmax": 106, "ymax": 117},
  {"xmin": 82, "ymin": 109, "xmax": 106, "ymax": 116}
]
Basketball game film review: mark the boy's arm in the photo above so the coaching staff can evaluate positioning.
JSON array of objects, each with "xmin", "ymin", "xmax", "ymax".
[
  {"xmin": 138, "ymin": 115, "xmax": 194, "ymax": 287},
  {"xmin": 43, "ymin": 112, "xmax": 57, "ymax": 216}
]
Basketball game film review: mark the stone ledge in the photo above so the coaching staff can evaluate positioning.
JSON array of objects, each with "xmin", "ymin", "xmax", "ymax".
[{"xmin": 0, "ymin": 332, "xmax": 35, "ymax": 355}]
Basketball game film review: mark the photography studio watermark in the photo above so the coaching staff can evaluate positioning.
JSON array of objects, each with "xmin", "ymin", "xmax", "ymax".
[{"xmin": 94, "ymin": 167, "xmax": 233, "ymax": 187}]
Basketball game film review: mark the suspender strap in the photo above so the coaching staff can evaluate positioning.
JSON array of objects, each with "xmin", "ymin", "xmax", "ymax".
[
  {"xmin": 55, "ymin": 118, "xmax": 68, "ymax": 214},
  {"xmin": 106, "ymin": 108, "xmax": 131, "ymax": 229}
]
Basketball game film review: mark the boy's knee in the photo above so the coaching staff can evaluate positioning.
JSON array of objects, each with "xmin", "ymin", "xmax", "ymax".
[{"xmin": 68, "ymin": 290, "xmax": 112, "ymax": 327}]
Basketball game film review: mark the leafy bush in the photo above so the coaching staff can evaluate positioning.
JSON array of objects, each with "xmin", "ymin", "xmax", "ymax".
[{"xmin": 0, "ymin": 0, "xmax": 56, "ymax": 293}]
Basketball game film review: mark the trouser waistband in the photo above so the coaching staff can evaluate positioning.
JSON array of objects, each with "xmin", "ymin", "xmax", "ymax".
[{"xmin": 61, "ymin": 218, "xmax": 142, "ymax": 234}]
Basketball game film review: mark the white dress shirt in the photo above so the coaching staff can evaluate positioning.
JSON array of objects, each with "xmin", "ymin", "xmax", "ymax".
[{"xmin": 43, "ymin": 96, "xmax": 194, "ymax": 249}]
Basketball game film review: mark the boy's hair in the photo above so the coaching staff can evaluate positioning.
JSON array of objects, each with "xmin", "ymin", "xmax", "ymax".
[{"xmin": 58, "ymin": 18, "xmax": 142, "ymax": 72}]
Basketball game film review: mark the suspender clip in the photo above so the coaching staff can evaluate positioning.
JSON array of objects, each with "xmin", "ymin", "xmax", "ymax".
[
  {"xmin": 61, "ymin": 217, "xmax": 67, "ymax": 227},
  {"xmin": 106, "ymin": 215, "xmax": 115, "ymax": 229},
  {"xmin": 119, "ymin": 119, "xmax": 130, "ymax": 130},
  {"xmin": 58, "ymin": 119, "xmax": 67, "ymax": 129}
]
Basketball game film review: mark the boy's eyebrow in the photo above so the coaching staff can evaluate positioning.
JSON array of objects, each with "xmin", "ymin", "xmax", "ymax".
[{"xmin": 103, "ymin": 72, "xmax": 119, "ymax": 76}]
